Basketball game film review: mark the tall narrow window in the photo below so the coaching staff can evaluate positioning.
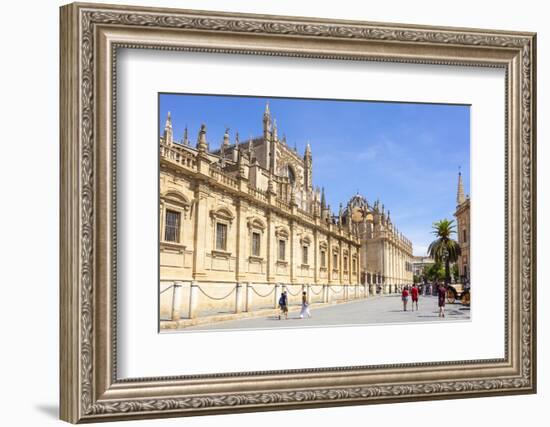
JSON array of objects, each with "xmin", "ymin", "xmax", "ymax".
[
  {"xmin": 164, "ymin": 210, "xmax": 181, "ymax": 242},
  {"xmin": 320, "ymin": 250, "xmax": 326, "ymax": 268},
  {"xmin": 352, "ymin": 258, "xmax": 357, "ymax": 273},
  {"xmin": 343, "ymin": 256, "xmax": 348, "ymax": 272},
  {"xmin": 278, "ymin": 239, "xmax": 286, "ymax": 261},
  {"xmin": 216, "ymin": 222, "xmax": 227, "ymax": 250},
  {"xmin": 251, "ymin": 232, "xmax": 261, "ymax": 256},
  {"xmin": 302, "ymin": 245, "xmax": 309, "ymax": 265},
  {"xmin": 333, "ymin": 253, "xmax": 338, "ymax": 270},
  {"xmin": 463, "ymin": 229, "xmax": 467, "ymax": 243}
]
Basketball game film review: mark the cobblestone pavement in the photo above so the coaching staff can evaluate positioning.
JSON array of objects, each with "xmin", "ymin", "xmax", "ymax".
[{"xmin": 183, "ymin": 294, "xmax": 471, "ymax": 331}]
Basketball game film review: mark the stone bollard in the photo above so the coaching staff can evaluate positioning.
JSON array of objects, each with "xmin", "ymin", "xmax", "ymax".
[
  {"xmin": 188, "ymin": 281, "xmax": 199, "ymax": 319},
  {"xmin": 170, "ymin": 281, "xmax": 184, "ymax": 321},
  {"xmin": 274, "ymin": 283, "xmax": 281, "ymax": 309},
  {"xmin": 246, "ymin": 283, "xmax": 253, "ymax": 312},
  {"xmin": 235, "ymin": 283, "xmax": 243, "ymax": 313}
]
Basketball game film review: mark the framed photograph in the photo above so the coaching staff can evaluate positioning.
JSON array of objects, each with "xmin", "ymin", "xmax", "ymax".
[{"xmin": 60, "ymin": 2, "xmax": 537, "ymax": 423}]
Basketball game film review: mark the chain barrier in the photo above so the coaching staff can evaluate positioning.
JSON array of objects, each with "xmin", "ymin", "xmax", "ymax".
[
  {"xmin": 284, "ymin": 286, "xmax": 302, "ymax": 296},
  {"xmin": 160, "ymin": 284, "xmax": 175, "ymax": 295},
  {"xmin": 329, "ymin": 285, "xmax": 344, "ymax": 294},
  {"xmin": 309, "ymin": 286, "xmax": 324, "ymax": 296},
  {"xmin": 250, "ymin": 286, "xmax": 276, "ymax": 298},
  {"xmin": 196, "ymin": 285, "xmax": 236, "ymax": 301}
]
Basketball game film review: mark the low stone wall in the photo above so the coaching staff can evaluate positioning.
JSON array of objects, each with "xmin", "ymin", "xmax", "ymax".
[{"xmin": 159, "ymin": 281, "xmax": 372, "ymax": 322}]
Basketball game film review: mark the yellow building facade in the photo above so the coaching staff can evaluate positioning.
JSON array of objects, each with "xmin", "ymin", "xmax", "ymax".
[
  {"xmin": 159, "ymin": 105, "xmax": 413, "ymax": 323},
  {"xmin": 454, "ymin": 171, "xmax": 470, "ymax": 282}
]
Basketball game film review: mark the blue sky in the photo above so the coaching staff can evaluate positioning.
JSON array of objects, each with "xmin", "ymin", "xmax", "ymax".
[{"xmin": 159, "ymin": 94, "xmax": 470, "ymax": 256}]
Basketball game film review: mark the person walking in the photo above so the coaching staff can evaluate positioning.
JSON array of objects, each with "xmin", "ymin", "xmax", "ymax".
[
  {"xmin": 437, "ymin": 282, "xmax": 447, "ymax": 317},
  {"xmin": 278, "ymin": 290, "xmax": 288, "ymax": 320},
  {"xmin": 411, "ymin": 283, "xmax": 419, "ymax": 311},
  {"xmin": 299, "ymin": 291, "xmax": 312, "ymax": 319},
  {"xmin": 401, "ymin": 285, "xmax": 409, "ymax": 312}
]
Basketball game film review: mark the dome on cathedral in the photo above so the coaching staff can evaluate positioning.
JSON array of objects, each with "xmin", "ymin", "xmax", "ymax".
[
  {"xmin": 343, "ymin": 193, "xmax": 371, "ymax": 224},
  {"xmin": 348, "ymin": 193, "xmax": 368, "ymax": 209}
]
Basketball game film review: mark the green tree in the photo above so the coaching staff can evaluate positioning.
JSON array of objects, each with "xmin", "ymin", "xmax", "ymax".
[
  {"xmin": 423, "ymin": 262, "xmax": 445, "ymax": 282},
  {"xmin": 451, "ymin": 264, "xmax": 459, "ymax": 283},
  {"xmin": 428, "ymin": 219, "xmax": 462, "ymax": 285}
]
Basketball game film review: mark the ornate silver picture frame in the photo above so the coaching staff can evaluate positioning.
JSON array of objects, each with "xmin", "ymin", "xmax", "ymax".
[{"xmin": 60, "ymin": 2, "xmax": 536, "ymax": 423}]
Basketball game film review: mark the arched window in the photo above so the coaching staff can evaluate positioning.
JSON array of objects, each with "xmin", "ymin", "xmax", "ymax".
[{"xmin": 287, "ymin": 164, "xmax": 296, "ymax": 187}]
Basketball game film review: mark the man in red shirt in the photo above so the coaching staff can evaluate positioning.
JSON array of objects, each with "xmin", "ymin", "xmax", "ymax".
[{"xmin": 411, "ymin": 284, "xmax": 419, "ymax": 311}]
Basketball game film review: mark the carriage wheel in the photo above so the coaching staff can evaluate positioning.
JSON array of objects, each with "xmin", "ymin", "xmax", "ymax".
[{"xmin": 446, "ymin": 289, "xmax": 456, "ymax": 304}]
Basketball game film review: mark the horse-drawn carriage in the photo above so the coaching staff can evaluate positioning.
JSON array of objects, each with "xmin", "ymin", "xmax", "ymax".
[{"xmin": 446, "ymin": 283, "xmax": 470, "ymax": 305}]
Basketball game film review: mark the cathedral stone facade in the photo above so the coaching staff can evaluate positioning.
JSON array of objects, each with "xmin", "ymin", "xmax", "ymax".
[{"xmin": 159, "ymin": 105, "xmax": 413, "ymax": 323}]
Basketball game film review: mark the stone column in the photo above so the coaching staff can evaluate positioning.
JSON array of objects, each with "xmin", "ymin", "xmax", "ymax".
[
  {"xmin": 170, "ymin": 281, "xmax": 184, "ymax": 321},
  {"xmin": 313, "ymin": 230, "xmax": 319, "ymax": 285},
  {"xmin": 235, "ymin": 199, "xmax": 248, "ymax": 283},
  {"xmin": 323, "ymin": 284, "xmax": 329, "ymax": 303},
  {"xmin": 327, "ymin": 236, "xmax": 333, "ymax": 284},
  {"xmin": 192, "ymin": 185, "xmax": 209, "ymax": 279},
  {"xmin": 289, "ymin": 220, "xmax": 296, "ymax": 284},
  {"xmin": 159, "ymin": 202, "xmax": 165, "ymax": 242},
  {"xmin": 348, "ymin": 242, "xmax": 353, "ymax": 286},
  {"xmin": 339, "ymin": 243, "xmax": 344, "ymax": 284},
  {"xmin": 188, "ymin": 281, "xmax": 199, "ymax": 319},
  {"xmin": 267, "ymin": 210, "xmax": 276, "ymax": 283}
]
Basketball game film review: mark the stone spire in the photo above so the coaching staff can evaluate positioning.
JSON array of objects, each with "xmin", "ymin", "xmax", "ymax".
[
  {"xmin": 263, "ymin": 102, "xmax": 272, "ymax": 139},
  {"xmin": 197, "ymin": 123, "xmax": 208, "ymax": 153},
  {"xmin": 273, "ymin": 119, "xmax": 278, "ymax": 142},
  {"xmin": 235, "ymin": 131, "xmax": 240, "ymax": 145},
  {"xmin": 457, "ymin": 169, "xmax": 466, "ymax": 205},
  {"xmin": 163, "ymin": 111, "xmax": 173, "ymax": 145},
  {"xmin": 182, "ymin": 125, "xmax": 189, "ymax": 145},
  {"xmin": 321, "ymin": 187, "xmax": 326, "ymax": 210},
  {"xmin": 304, "ymin": 142, "xmax": 312, "ymax": 158}
]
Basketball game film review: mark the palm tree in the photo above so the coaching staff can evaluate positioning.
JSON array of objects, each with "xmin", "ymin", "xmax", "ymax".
[{"xmin": 427, "ymin": 219, "xmax": 461, "ymax": 285}]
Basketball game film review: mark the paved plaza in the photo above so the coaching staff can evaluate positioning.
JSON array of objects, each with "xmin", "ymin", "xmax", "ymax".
[{"xmin": 183, "ymin": 294, "xmax": 471, "ymax": 331}]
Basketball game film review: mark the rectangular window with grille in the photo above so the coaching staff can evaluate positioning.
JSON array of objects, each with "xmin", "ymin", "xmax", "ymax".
[
  {"xmin": 164, "ymin": 210, "xmax": 180, "ymax": 242},
  {"xmin": 251, "ymin": 232, "xmax": 261, "ymax": 256},
  {"xmin": 302, "ymin": 245, "xmax": 308, "ymax": 265},
  {"xmin": 320, "ymin": 250, "xmax": 326, "ymax": 268},
  {"xmin": 216, "ymin": 222, "xmax": 227, "ymax": 250},
  {"xmin": 278, "ymin": 239, "xmax": 286, "ymax": 261}
]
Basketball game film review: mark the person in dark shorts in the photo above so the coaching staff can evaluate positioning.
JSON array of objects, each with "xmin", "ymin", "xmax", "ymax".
[
  {"xmin": 437, "ymin": 282, "xmax": 447, "ymax": 317},
  {"xmin": 278, "ymin": 290, "xmax": 288, "ymax": 320},
  {"xmin": 411, "ymin": 283, "xmax": 419, "ymax": 311}
]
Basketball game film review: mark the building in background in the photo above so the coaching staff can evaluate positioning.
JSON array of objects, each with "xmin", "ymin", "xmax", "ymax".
[
  {"xmin": 454, "ymin": 171, "xmax": 470, "ymax": 283},
  {"xmin": 412, "ymin": 255, "xmax": 435, "ymax": 280}
]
